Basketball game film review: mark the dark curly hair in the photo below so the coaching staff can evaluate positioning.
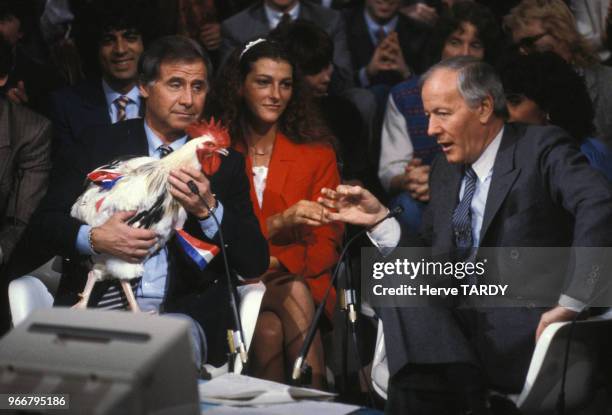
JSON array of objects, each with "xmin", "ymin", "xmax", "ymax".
[
  {"xmin": 427, "ymin": 1, "xmax": 502, "ymax": 66},
  {"xmin": 498, "ymin": 51, "xmax": 594, "ymax": 141},
  {"xmin": 206, "ymin": 38, "xmax": 333, "ymax": 147}
]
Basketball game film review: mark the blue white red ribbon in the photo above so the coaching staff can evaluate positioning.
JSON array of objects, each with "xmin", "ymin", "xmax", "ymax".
[
  {"xmin": 176, "ymin": 229, "xmax": 219, "ymax": 270},
  {"xmin": 88, "ymin": 170, "xmax": 123, "ymax": 190}
]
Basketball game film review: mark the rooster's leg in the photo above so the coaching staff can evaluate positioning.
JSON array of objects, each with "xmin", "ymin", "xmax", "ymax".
[
  {"xmin": 120, "ymin": 280, "xmax": 141, "ymax": 312},
  {"xmin": 72, "ymin": 271, "xmax": 97, "ymax": 309}
]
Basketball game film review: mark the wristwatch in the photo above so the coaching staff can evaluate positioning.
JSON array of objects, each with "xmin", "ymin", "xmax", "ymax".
[{"xmin": 199, "ymin": 197, "xmax": 218, "ymax": 220}]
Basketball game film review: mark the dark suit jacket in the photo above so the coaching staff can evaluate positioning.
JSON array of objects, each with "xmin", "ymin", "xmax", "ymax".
[
  {"xmin": 0, "ymin": 98, "xmax": 52, "ymax": 265},
  {"xmin": 220, "ymin": 1, "xmax": 353, "ymax": 91},
  {"xmin": 343, "ymin": 7, "xmax": 431, "ymax": 85},
  {"xmin": 33, "ymin": 119, "xmax": 269, "ymax": 365},
  {"xmin": 380, "ymin": 123, "xmax": 612, "ymax": 391},
  {"xmin": 47, "ymin": 79, "xmax": 116, "ymax": 156}
]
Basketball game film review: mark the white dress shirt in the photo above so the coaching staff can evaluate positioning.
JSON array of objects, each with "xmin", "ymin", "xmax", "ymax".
[{"xmin": 264, "ymin": 2, "xmax": 301, "ymax": 29}]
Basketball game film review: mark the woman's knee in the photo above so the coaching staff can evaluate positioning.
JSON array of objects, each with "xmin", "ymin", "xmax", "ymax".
[{"xmin": 255, "ymin": 310, "xmax": 283, "ymax": 341}]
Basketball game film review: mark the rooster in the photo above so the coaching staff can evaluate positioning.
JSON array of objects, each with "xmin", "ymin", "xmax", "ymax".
[{"xmin": 70, "ymin": 119, "xmax": 230, "ymax": 311}]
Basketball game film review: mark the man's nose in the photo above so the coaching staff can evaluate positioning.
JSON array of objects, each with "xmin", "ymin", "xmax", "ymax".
[
  {"xmin": 179, "ymin": 88, "xmax": 193, "ymax": 106},
  {"xmin": 427, "ymin": 118, "xmax": 440, "ymax": 137},
  {"xmin": 114, "ymin": 38, "xmax": 128, "ymax": 54}
]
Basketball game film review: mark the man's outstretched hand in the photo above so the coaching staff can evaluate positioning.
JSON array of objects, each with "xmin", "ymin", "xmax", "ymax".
[{"xmin": 318, "ymin": 185, "xmax": 388, "ymax": 227}]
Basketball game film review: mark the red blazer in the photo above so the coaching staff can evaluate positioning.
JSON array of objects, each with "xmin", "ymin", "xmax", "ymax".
[{"xmin": 239, "ymin": 133, "xmax": 344, "ymax": 318}]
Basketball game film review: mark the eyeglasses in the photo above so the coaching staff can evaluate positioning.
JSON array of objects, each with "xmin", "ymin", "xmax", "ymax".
[{"xmin": 515, "ymin": 32, "xmax": 550, "ymax": 53}]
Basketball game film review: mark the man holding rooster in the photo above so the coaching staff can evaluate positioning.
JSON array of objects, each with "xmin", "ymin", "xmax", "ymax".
[{"xmin": 34, "ymin": 36, "xmax": 269, "ymax": 370}]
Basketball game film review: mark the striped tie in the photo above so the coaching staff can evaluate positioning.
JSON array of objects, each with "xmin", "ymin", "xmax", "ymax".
[
  {"xmin": 115, "ymin": 95, "xmax": 130, "ymax": 122},
  {"xmin": 452, "ymin": 166, "xmax": 477, "ymax": 258},
  {"xmin": 158, "ymin": 145, "xmax": 173, "ymax": 158},
  {"xmin": 95, "ymin": 279, "xmax": 140, "ymax": 310}
]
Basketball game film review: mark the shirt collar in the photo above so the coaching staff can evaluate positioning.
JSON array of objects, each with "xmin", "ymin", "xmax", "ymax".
[
  {"xmin": 102, "ymin": 79, "xmax": 141, "ymax": 109},
  {"xmin": 471, "ymin": 126, "xmax": 504, "ymax": 182},
  {"xmin": 144, "ymin": 120, "xmax": 188, "ymax": 158},
  {"xmin": 264, "ymin": 2, "xmax": 300, "ymax": 28},
  {"xmin": 363, "ymin": 9, "xmax": 398, "ymax": 43}
]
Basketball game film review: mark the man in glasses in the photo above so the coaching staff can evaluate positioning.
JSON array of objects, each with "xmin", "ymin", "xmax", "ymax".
[{"xmin": 504, "ymin": 0, "xmax": 612, "ymax": 145}]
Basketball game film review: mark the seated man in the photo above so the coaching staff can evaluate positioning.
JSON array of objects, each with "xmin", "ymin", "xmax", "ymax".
[
  {"xmin": 32, "ymin": 36, "xmax": 269, "ymax": 370},
  {"xmin": 48, "ymin": 0, "xmax": 147, "ymax": 155},
  {"xmin": 319, "ymin": 57, "xmax": 612, "ymax": 413},
  {"xmin": 0, "ymin": 36, "xmax": 52, "ymax": 335},
  {"xmin": 220, "ymin": 0, "xmax": 353, "ymax": 94}
]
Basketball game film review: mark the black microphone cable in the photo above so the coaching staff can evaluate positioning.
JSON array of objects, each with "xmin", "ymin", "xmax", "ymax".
[
  {"xmin": 292, "ymin": 206, "xmax": 404, "ymax": 387},
  {"xmin": 188, "ymin": 180, "xmax": 248, "ymax": 368}
]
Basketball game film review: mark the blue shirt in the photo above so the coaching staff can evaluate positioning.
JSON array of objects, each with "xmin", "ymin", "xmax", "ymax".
[
  {"xmin": 76, "ymin": 120, "xmax": 224, "ymax": 308},
  {"xmin": 102, "ymin": 80, "xmax": 141, "ymax": 124}
]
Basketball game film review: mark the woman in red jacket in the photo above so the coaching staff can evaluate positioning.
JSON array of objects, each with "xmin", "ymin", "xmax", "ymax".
[{"xmin": 209, "ymin": 38, "xmax": 343, "ymax": 388}]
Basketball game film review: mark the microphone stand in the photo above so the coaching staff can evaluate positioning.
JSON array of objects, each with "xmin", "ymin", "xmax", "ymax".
[
  {"xmin": 291, "ymin": 206, "xmax": 403, "ymax": 385},
  {"xmin": 188, "ymin": 182, "xmax": 248, "ymax": 370}
]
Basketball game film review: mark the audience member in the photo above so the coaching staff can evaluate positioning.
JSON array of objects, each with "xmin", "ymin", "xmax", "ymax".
[
  {"xmin": 505, "ymin": 0, "xmax": 612, "ymax": 144},
  {"xmin": 219, "ymin": 0, "xmax": 353, "ymax": 94},
  {"xmin": 0, "ymin": 0, "xmax": 62, "ymax": 113},
  {"xmin": 208, "ymin": 38, "xmax": 343, "ymax": 388},
  {"xmin": 271, "ymin": 19, "xmax": 382, "ymax": 193},
  {"xmin": 48, "ymin": 1, "xmax": 147, "ymax": 155},
  {"xmin": 570, "ymin": 0, "xmax": 611, "ymax": 64},
  {"xmin": 32, "ymin": 36, "xmax": 269, "ymax": 370},
  {"xmin": 319, "ymin": 56, "xmax": 612, "ymax": 414},
  {"xmin": 0, "ymin": 36, "xmax": 52, "ymax": 335},
  {"xmin": 344, "ymin": 0, "xmax": 431, "ymax": 91},
  {"xmin": 380, "ymin": 1, "xmax": 500, "ymax": 232},
  {"xmin": 499, "ymin": 51, "xmax": 612, "ymax": 181}
]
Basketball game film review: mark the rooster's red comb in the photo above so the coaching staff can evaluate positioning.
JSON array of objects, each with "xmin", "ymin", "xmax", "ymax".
[{"xmin": 185, "ymin": 118, "xmax": 231, "ymax": 147}]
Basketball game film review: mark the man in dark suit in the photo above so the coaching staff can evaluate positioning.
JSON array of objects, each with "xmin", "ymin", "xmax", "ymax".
[
  {"xmin": 343, "ymin": 0, "xmax": 430, "ymax": 88},
  {"xmin": 219, "ymin": 0, "xmax": 353, "ymax": 93},
  {"xmin": 0, "ymin": 36, "xmax": 52, "ymax": 335},
  {"xmin": 48, "ymin": 1, "xmax": 146, "ymax": 156},
  {"xmin": 33, "ymin": 36, "xmax": 269, "ymax": 370},
  {"xmin": 319, "ymin": 56, "xmax": 612, "ymax": 413}
]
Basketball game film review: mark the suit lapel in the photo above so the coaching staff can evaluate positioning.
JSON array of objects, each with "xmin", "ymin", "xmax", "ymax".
[
  {"xmin": 351, "ymin": 12, "xmax": 375, "ymax": 67},
  {"xmin": 262, "ymin": 133, "xmax": 295, "ymax": 218},
  {"xmin": 250, "ymin": 4, "xmax": 272, "ymax": 34},
  {"xmin": 479, "ymin": 126, "xmax": 521, "ymax": 242},
  {"xmin": 78, "ymin": 80, "xmax": 111, "ymax": 126}
]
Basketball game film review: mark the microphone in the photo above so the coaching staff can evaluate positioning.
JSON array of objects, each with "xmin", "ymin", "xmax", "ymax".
[
  {"xmin": 188, "ymin": 180, "xmax": 248, "ymax": 366},
  {"xmin": 291, "ymin": 205, "xmax": 403, "ymax": 383}
]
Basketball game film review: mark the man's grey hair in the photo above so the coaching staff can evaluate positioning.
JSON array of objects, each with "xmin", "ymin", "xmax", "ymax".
[
  {"xmin": 420, "ymin": 56, "xmax": 507, "ymax": 117},
  {"xmin": 138, "ymin": 35, "xmax": 212, "ymax": 86}
]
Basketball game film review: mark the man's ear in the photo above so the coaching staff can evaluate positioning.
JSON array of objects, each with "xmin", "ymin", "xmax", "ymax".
[
  {"xmin": 138, "ymin": 82, "xmax": 149, "ymax": 99},
  {"xmin": 478, "ymin": 95, "xmax": 495, "ymax": 124},
  {"xmin": 0, "ymin": 75, "xmax": 7, "ymax": 88}
]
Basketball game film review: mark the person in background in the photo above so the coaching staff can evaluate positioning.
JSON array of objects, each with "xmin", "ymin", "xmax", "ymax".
[
  {"xmin": 0, "ymin": 36, "xmax": 52, "ymax": 335},
  {"xmin": 570, "ymin": 0, "xmax": 611, "ymax": 65},
  {"xmin": 48, "ymin": 0, "xmax": 147, "ymax": 155},
  {"xmin": 219, "ymin": 0, "xmax": 353, "ymax": 94},
  {"xmin": 0, "ymin": 0, "xmax": 63, "ymax": 113},
  {"xmin": 499, "ymin": 51, "xmax": 612, "ymax": 180},
  {"xmin": 270, "ymin": 19, "xmax": 382, "ymax": 194},
  {"xmin": 208, "ymin": 38, "xmax": 343, "ymax": 389},
  {"xmin": 505, "ymin": 0, "xmax": 612, "ymax": 144},
  {"xmin": 379, "ymin": 1, "xmax": 500, "ymax": 233}
]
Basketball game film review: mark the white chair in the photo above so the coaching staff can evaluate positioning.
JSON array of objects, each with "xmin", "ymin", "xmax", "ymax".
[
  {"xmin": 8, "ymin": 276, "xmax": 54, "ymax": 326},
  {"xmin": 203, "ymin": 281, "xmax": 266, "ymax": 377},
  {"xmin": 370, "ymin": 311, "xmax": 612, "ymax": 412}
]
